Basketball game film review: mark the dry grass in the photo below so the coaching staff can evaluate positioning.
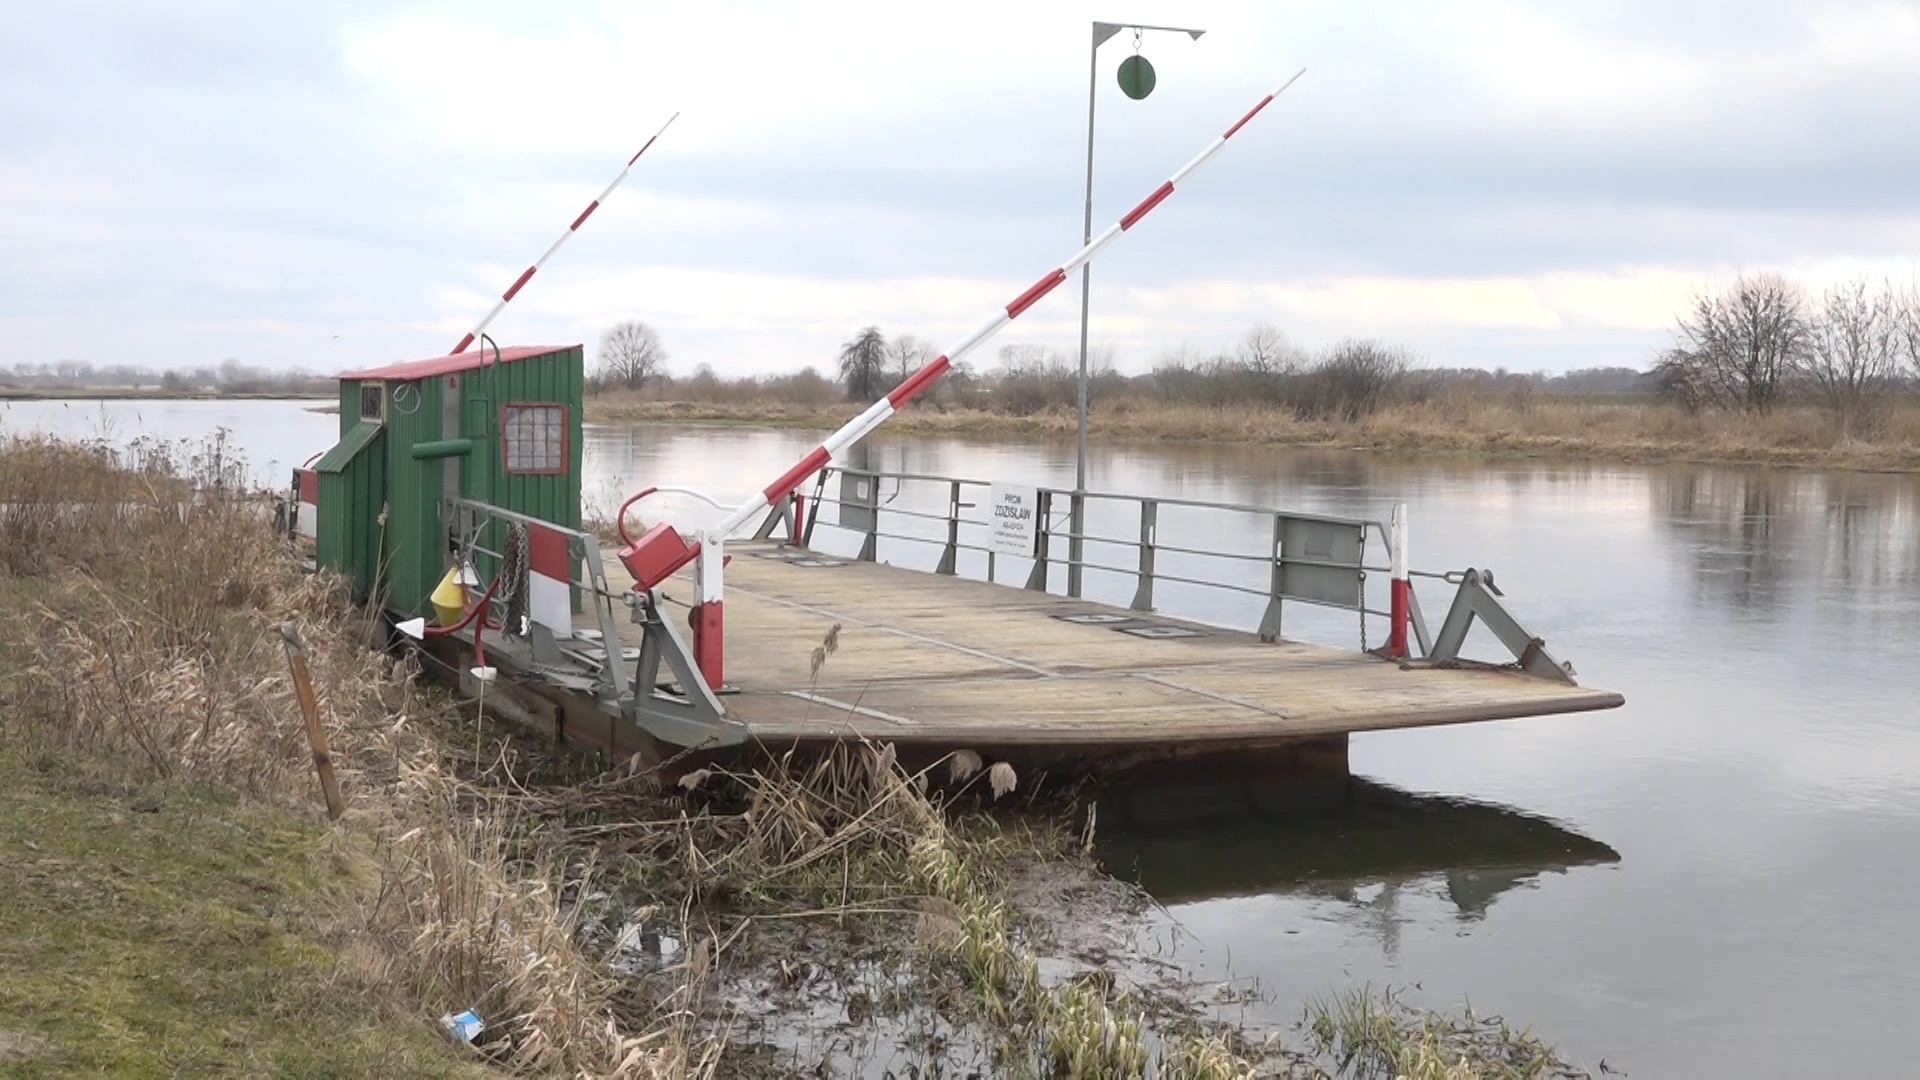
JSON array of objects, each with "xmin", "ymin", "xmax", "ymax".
[
  {"xmin": 0, "ymin": 433, "xmax": 700, "ymax": 1076},
  {"xmin": 573, "ymin": 739, "xmax": 1267, "ymax": 1077},
  {"xmin": 586, "ymin": 390, "xmax": 1920, "ymax": 472},
  {"xmin": 0, "ymin": 431, "xmax": 1593, "ymax": 1078},
  {"xmin": 1304, "ymin": 986, "xmax": 1585, "ymax": 1080},
  {"xmin": 0, "ymin": 431, "xmax": 1233, "ymax": 1076}
]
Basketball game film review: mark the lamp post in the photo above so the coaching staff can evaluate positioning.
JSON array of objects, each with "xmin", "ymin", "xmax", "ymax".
[{"xmin": 1070, "ymin": 20, "xmax": 1204, "ymax": 599}]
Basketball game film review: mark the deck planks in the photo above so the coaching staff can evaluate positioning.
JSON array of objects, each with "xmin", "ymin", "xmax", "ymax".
[{"xmin": 605, "ymin": 541, "xmax": 1622, "ymax": 753}]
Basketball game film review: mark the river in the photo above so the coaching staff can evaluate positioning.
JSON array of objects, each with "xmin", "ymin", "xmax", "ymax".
[{"xmin": 9, "ymin": 398, "xmax": 1916, "ymax": 1076}]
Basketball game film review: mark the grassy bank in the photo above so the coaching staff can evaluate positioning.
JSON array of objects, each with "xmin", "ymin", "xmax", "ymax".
[
  {"xmin": 0, "ymin": 435, "xmax": 697, "ymax": 1076},
  {"xmin": 0, "ymin": 738, "xmax": 484, "ymax": 1076},
  {"xmin": 0, "ymin": 432, "xmax": 1598, "ymax": 1078},
  {"xmin": 586, "ymin": 392, "xmax": 1920, "ymax": 473}
]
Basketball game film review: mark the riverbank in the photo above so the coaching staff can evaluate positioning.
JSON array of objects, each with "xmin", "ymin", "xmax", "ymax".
[
  {"xmin": 586, "ymin": 393, "xmax": 1920, "ymax": 473},
  {"xmin": 0, "ymin": 387, "xmax": 330, "ymax": 401},
  {"xmin": 0, "ymin": 436, "xmax": 695, "ymax": 1075},
  {"xmin": 0, "ymin": 432, "xmax": 1598, "ymax": 1077}
]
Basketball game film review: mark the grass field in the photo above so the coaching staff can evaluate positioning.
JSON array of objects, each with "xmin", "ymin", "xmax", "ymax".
[{"xmin": 0, "ymin": 737, "xmax": 482, "ymax": 1077}]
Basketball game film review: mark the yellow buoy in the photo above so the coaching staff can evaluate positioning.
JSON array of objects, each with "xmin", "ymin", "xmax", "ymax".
[{"xmin": 430, "ymin": 564, "xmax": 469, "ymax": 627}]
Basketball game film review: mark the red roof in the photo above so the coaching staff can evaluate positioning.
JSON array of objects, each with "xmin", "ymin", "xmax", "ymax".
[{"xmin": 338, "ymin": 344, "xmax": 578, "ymax": 382}]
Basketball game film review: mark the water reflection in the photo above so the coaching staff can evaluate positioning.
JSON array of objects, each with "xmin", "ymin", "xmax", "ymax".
[
  {"xmin": 1653, "ymin": 468, "xmax": 1920, "ymax": 619},
  {"xmin": 0, "ymin": 397, "xmax": 340, "ymax": 486},
  {"xmin": 1095, "ymin": 769, "xmax": 1619, "ymax": 931},
  {"xmin": 16, "ymin": 400, "xmax": 1920, "ymax": 1073}
]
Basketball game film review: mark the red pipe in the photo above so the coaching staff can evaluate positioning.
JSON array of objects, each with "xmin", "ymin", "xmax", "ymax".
[
  {"xmin": 1387, "ymin": 579, "xmax": 1410, "ymax": 658},
  {"xmin": 425, "ymin": 573, "xmax": 500, "ymax": 670}
]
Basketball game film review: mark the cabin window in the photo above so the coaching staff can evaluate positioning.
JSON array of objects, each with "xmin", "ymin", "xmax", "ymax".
[
  {"xmin": 360, "ymin": 382, "xmax": 386, "ymax": 423},
  {"xmin": 501, "ymin": 403, "xmax": 567, "ymax": 474}
]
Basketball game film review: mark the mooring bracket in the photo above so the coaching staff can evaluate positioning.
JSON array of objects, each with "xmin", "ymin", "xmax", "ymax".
[
  {"xmin": 623, "ymin": 590, "xmax": 748, "ymax": 748},
  {"xmin": 1425, "ymin": 568, "xmax": 1577, "ymax": 685}
]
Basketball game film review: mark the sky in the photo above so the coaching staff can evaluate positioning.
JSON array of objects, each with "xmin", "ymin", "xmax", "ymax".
[{"xmin": 3, "ymin": 0, "xmax": 1919, "ymax": 379}]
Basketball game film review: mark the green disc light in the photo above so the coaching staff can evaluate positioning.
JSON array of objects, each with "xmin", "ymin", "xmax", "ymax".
[{"xmin": 1116, "ymin": 54, "xmax": 1156, "ymax": 100}]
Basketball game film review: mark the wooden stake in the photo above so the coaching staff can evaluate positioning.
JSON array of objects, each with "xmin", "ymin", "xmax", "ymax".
[{"xmin": 279, "ymin": 621, "xmax": 344, "ymax": 821}]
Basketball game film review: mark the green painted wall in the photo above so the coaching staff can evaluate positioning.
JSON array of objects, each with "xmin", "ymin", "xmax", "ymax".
[
  {"xmin": 465, "ymin": 345, "xmax": 583, "ymax": 528},
  {"xmin": 313, "ymin": 346, "xmax": 585, "ymax": 617},
  {"xmin": 461, "ymin": 346, "xmax": 585, "ymax": 610},
  {"xmin": 382, "ymin": 375, "xmax": 446, "ymax": 617},
  {"xmin": 315, "ymin": 421, "xmax": 385, "ymax": 601}
]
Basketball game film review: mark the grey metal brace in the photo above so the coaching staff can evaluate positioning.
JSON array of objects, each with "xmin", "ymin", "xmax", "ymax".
[
  {"xmin": 578, "ymin": 539, "xmax": 631, "ymax": 701},
  {"xmin": 935, "ymin": 480, "xmax": 961, "ymax": 576},
  {"xmin": 802, "ymin": 473, "xmax": 826, "ymax": 547},
  {"xmin": 1129, "ymin": 498, "xmax": 1157, "ymax": 612},
  {"xmin": 1025, "ymin": 490, "xmax": 1053, "ymax": 591},
  {"xmin": 753, "ymin": 493, "xmax": 797, "ymax": 541},
  {"xmin": 625, "ymin": 591, "xmax": 748, "ymax": 747},
  {"xmin": 1408, "ymin": 584, "xmax": 1432, "ymax": 657},
  {"xmin": 1067, "ymin": 491, "xmax": 1086, "ymax": 599},
  {"xmin": 1258, "ymin": 513, "xmax": 1285, "ymax": 643},
  {"xmin": 1427, "ymin": 569, "xmax": 1576, "ymax": 685}
]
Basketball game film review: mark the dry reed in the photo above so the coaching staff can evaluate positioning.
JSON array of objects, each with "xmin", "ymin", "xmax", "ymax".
[
  {"xmin": 1305, "ymin": 985, "xmax": 1584, "ymax": 1080},
  {"xmin": 0, "ymin": 433, "xmax": 1574, "ymax": 1078},
  {"xmin": 585, "ymin": 392, "xmax": 1920, "ymax": 472},
  {"xmin": 0, "ymin": 433, "xmax": 699, "ymax": 1077},
  {"xmin": 598, "ymin": 740, "xmax": 1266, "ymax": 1076}
]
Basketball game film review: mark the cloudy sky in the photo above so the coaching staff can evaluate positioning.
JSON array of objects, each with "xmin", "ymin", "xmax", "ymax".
[{"xmin": 4, "ymin": 0, "xmax": 1918, "ymax": 378}]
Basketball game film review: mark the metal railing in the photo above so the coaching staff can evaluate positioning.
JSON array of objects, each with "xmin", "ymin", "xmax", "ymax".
[
  {"xmin": 796, "ymin": 466, "xmax": 1405, "ymax": 649},
  {"xmin": 443, "ymin": 496, "xmax": 629, "ymax": 701}
]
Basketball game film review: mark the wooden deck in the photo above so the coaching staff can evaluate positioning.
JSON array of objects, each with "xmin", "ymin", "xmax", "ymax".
[{"xmin": 602, "ymin": 541, "xmax": 1622, "ymax": 761}]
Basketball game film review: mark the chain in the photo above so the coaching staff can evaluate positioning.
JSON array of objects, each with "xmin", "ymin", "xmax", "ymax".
[
  {"xmin": 1358, "ymin": 568, "xmax": 1368, "ymax": 652},
  {"xmin": 500, "ymin": 522, "xmax": 529, "ymax": 637}
]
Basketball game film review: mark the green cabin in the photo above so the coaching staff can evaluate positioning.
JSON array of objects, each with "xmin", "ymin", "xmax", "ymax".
[{"xmin": 310, "ymin": 344, "xmax": 584, "ymax": 617}]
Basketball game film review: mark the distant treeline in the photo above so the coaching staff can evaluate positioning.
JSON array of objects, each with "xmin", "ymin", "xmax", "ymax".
[
  {"xmin": 589, "ymin": 319, "xmax": 1662, "ymax": 421},
  {"xmin": 595, "ymin": 279, "xmax": 1920, "ymax": 438},
  {"xmin": 0, "ymin": 359, "xmax": 331, "ymax": 396}
]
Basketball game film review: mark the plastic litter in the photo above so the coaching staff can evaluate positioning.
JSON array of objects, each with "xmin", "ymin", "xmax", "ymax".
[{"xmin": 440, "ymin": 1009, "xmax": 484, "ymax": 1044}]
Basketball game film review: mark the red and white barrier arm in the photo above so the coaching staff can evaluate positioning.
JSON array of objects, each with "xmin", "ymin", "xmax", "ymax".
[
  {"xmin": 711, "ymin": 70, "xmax": 1305, "ymax": 538},
  {"xmin": 450, "ymin": 113, "xmax": 680, "ymax": 355}
]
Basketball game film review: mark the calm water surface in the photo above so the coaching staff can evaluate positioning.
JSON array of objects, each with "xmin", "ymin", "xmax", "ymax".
[
  {"xmin": 16, "ymin": 400, "xmax": 1918, "ymax": 1076},
  {"xmin": 0, "ymin": 397, "xmax": 337, "ymax": 485}
]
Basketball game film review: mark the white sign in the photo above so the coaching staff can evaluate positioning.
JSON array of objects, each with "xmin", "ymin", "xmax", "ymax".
[{"xmin": 987, "ymin": 483, "xmax": 1039, "ymax": 558}]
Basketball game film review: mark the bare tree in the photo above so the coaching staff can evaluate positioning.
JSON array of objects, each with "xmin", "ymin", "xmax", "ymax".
[
  {"xmin": 1661, "ymin": 274, "xmax": 1808, "ymax": 413},
  {"xmin": 837, "ymin": 326, "xmax": 888, "ymax": 401},
  {"xmin": 989, "ymin": 343, "xmax": 1096, "ymax": 413},
  {"xmin": 1294, "ymin": 339, "xmax": 1413, "ymax": 420},
  {"xmin": 1084, "ymin": 341, "xmax": 1118, "ymax": 381},
  {"xmin": 1235, "ymin": 322, "xmax": 1299, "ymax": 376},
  {"xmin": 1897, "ymin": 278, "xmax": 1920, "ymax": 382},
  {"xmin": 598, "ymin": 321, "xmax": 668, "ymax": 389},
  {"xmin": 1805, "ymin": 278, "xmax": 1902, "ymax": 437},
  {"xmin": 888, "ymin": 334, "xmax": 934, "ymax": 386},
  {"xmin": 995, "ymin": 343, "xmax": 1052, "ymax": 377}
]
